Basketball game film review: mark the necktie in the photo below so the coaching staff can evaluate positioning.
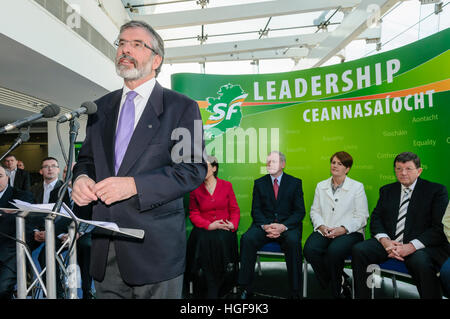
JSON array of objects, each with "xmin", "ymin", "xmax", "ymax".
[
  {"xmin": 394, "ymin": 188, "xmax": 411, "ymax": 243},
  {"xmin": 115, "ymin": 91, "xmax": 137, "ymax": 174},
  {"xmin": 273, "ymin": 178, "xmax": 279, "ymax": 200}
]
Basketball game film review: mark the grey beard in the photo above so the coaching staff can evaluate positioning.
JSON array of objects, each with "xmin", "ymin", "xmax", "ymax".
[{"xmin": 115, "ymin": 57, "xmax": 153, "ymax": 81}]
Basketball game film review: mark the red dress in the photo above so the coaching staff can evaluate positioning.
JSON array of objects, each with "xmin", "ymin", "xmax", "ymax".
[{"xmin": 189, "ymin": 178, "xmax": 240, "ymax": 231}]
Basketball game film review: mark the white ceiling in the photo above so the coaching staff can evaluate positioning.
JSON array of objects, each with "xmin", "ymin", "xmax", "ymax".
[{"xmin": 121, "ymin": 0, "xmax": 396, "ymax": 64}]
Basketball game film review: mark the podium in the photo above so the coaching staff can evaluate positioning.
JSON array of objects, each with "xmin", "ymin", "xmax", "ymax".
[{"xmin": 0, "ymin": 202, "xmax": 144, "ymax": 299}]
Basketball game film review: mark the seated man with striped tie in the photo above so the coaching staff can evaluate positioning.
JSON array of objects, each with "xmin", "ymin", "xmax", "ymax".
[{"xmin": 352, "ymin": 152, "xmax": 449, "ymax": 299}]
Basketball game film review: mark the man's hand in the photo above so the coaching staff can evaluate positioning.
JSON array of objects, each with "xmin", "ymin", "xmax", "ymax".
[
  {"xmin": 72, "ymin": 175, "xmax": 97, "ymax": 206},
  {"xmin": 379, "ymin": 237, "xmax": 403, "ymax": 259},
  {"xmin": 389, "ymin": 243, "xmax": 416, "ymax": 261},
  {"xmin": 93, "ymin": 177, "xmax": 137, "ymax": 205},
  {"xmin": 264, "ymin": 223, "xmax": 287, "ymax": 238}
]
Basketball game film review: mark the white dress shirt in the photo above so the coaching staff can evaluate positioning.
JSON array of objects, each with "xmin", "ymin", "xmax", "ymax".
[
  {"xmin": 43, "ymin": 179, "xmax": 58, "ymax": 204},
  {"xmin": 118, "ymin": 78, "xmax": 156, "ymax": 131},
  {"xmin": 8, "ymin": 168, "xmax": 16, "ymax": 187},
  {"xmin": 310, "ymin": 176, "xmax": 369, "ymax": 235}
]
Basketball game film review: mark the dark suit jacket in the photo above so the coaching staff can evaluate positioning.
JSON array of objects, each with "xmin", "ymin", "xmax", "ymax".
[
  {"xmin": 370, "ymin": 178, "xmax": 449, "ymax": 251},
  {"xmin": 251, "ymin": 173, "xmax": 305, "ymax": 230},
  {"xmin": 29, "ymin": 179, "xmax": 72, "ymax": 236},
  {"xmin": 0, "ymin": 186, "xmax": 34, "ymax": 262},
  {"xmin": 12, "ymin": 168, "xmax": 31, "ymax": 192},
  {"xmin": 73, "ymin": 81, "xmax": 207, "ymax": 285}
]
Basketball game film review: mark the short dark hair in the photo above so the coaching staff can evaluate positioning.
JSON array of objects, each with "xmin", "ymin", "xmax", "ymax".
[
  {"xmin": 119, "ymin": 20, "xmax": 165, "ymax": 77},
  {"xmin": 206, "ymin": 155, "xmax": 219, "ymax": 178},
  {"xmin": 41, "ymin": 157, "xmax": 59, "ymax": 166},
  {"xmin": 330, "ymin": 151, "xmax": 353, "ymax": 169},
  {"xmin": 394, "ymin": 152, "xmax": 421, "ymax": 168},
  {"xmin": 4, "ymin": 154, "xmax": 17, "ymax": 160}
]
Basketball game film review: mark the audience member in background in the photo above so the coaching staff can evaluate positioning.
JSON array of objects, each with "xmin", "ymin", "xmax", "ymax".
[
  {"xmin": 304, "ymin": 151, "xmax": 369, "ymax": 299},
  {"xmin": 0, "ymin": 165, "xmax": 34, "ymax": 298},
  {"xmin": 440, "ymin": 203, "xmax": 450, "ymax": 296},
  {"xmin": 3, "ymin": 154, "xmax": 31, "ymax": 192},
  {"xmin": 17, "ymin": 160, "xmax": 25, "ymax": 170},
  {"xmin": 186, "ymin": 155, "xmax": 240, "ymax": 299},
  {"xmin": 238, "ymin": 151, "xmax": 305, "ymax": 299},
  {"xmin": 352, "ymin": 152, "xmax": 449, "ymax": 299},
  {"xmin": 29, "ymin": 157, "xmax": 71, "ymax": 298}
]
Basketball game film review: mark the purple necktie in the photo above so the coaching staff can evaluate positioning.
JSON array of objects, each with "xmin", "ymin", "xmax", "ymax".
[{"xmin": 114, "ymin": 90, "xmax": 137, "ymax": 174}]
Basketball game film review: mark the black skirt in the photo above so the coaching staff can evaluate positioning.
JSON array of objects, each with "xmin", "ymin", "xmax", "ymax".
[{"xmin": 185, "ymin": 227, "xmax": 239, "ymax": 298}]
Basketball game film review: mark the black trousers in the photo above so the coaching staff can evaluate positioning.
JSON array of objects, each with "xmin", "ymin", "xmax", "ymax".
[
  {"xmin": 352, "ymin": 238, "xmax": 447, "ymax": 299},
  {"xmin": 0, "ymin": 253, "xmax": 16, "ymax": 299},
  {"xmin": 304, "ymin": 231, "xmax": 363, "ymax": 298},
  {"xmin": 238, "ymin": 225, "xmax": 302, "ymax": 296}
]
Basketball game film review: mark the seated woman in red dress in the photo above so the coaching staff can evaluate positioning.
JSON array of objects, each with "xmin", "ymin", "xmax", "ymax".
[{"xmin": 186, "ymin": 155, "xmax": 240, "ymax": 298}]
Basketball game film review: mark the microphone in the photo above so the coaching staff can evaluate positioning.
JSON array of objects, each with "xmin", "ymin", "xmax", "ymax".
[
  {"xmin": 0, "ymin": 104, "xmax": 60, "ymax": 134},
  {"xmin": 57, "ymin": 101, "xmax": 97, "ymax": 123},
  {"xmin": 0, "ymin": 130, "xmax": 31, "ymax": 162}
]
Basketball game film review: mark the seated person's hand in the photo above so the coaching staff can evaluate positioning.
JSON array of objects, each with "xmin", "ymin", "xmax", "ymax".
[{"xmin": 208, "ymin": 220, "xmax": 231, "ymax": 231}]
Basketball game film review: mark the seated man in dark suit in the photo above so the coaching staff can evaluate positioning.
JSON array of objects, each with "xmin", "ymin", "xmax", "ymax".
[
  {"xmin": 352, "ymin": 152, "xmax": 449, "ymax": 299},
  {"xmin": 238, "ymin": 151, "xmax": 306, "ymax": 299},
  {"xmin": 30, "ymin": 157, "xmax": 72, "ymax": 298},
  {"xmin": 3, "ymin": 154, "xmax": 31, "ymax": 192},
  {"xmin": 0, "ymin": 165, "xmax": 34, "ymax": 298}
]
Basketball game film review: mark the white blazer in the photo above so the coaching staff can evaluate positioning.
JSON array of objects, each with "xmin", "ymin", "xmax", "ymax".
[{"xmin": 310, "ymin": 176, "xmax": 369, "ymax": 235}]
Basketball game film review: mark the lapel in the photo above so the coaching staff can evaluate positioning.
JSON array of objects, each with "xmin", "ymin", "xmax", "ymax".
[
  {"xmin": 276, "ymin": 173, "xmax": 289, "ymax": 204},
  {"xmin": 13, "ymin": 169, "xmax": 22, "ymax": 187},
  {"xmin": 0, "ymin": 185, "xmax": 13, "ymax": 207},
  {"xmin": 116, "ymin": 81, "xmax": 163, "ymax": 176},
  {"xmin": 102, "ymin": 90, "xmax": 123, "ymax": 176},
  {"xmin": 391, "ymin": 182, "xmax": 402, "ymax": 233},
  {"xmin": 404, "ymin": 178, "xmax": 422, "ymax": 234}
]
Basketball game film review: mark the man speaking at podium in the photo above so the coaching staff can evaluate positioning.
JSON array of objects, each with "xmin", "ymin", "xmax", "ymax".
[{"xmin": 72, "ymin": 21, "xmax": 206, "ymax": 299}]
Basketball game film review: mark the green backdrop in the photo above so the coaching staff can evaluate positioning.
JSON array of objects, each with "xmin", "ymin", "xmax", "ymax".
[{"xmin": 172, "ymin": 29, "xmax": 450, "ymax": 243}]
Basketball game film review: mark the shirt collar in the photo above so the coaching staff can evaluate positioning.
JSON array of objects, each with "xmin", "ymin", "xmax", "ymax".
[
  {"xmin": 44, "ymin": 179, "xmax": 58, "ymax": 190},
  {"xmin": 402, "ymin": 178, "xmax": 418, "ymax": 193},
  {"xmin": 123, "ymin": 78, "xmax": 156, "ymax": 100},
  {"xmin": 271, "ymin": 172, "xmax": 283, "ymax": 184}
]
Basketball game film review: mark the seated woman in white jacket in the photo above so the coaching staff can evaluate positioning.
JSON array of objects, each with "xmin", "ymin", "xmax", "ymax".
[{"xmin": 304, "ymin": 151, "xmax": 369, "ymax": 299}]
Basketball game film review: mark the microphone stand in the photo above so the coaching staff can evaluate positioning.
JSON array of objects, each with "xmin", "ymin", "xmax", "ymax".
[
  {"xmin": 0, "ymin": 126, "xmax": 30, "ymax": 162},
  {"xmin": 45, "ymin": 118, "xmax": 80, "ymax": 299}
]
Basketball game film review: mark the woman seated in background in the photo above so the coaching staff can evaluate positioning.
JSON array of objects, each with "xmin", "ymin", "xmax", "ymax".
[
  {"xmin": 186, "ymin": 155, "xmax": 240, "ymax": 298},
  {"xmin": 304, "ymin": 151, "xmax": 369, "ymax": 299}
]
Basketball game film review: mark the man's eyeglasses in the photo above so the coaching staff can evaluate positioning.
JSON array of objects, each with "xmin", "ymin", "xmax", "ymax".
[
  {"xmin": 42, "ymin": 165, "xmax": 59, "ymax": 169},
  {"xmin": 394, "ymin": 167, "xmax": 417, "ymax": 173},
  {"xmin": 114, "ymin": 39, "xmax": 158, "ymax": 55}
]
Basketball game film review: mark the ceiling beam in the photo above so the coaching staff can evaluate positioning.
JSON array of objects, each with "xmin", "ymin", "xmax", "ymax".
[
  {"xmin": 165, "ymin": 47, "xmax": 310, "ymax": 63},
  {"xmin": 309, "ymin": 0, "xmax": 400, "ymax": 66},
  {"xmin": 165, "ymin": 32, "xmax": 329, "ymax": 62},
  {"xmin": 139, "ymin": 0, "xmax": 361, "ymax": 29}
]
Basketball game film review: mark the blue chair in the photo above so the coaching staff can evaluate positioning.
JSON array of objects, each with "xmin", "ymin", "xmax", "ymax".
[{"xmin": 376, "ymin": 258, "xmax": 411, "ymax": 299}]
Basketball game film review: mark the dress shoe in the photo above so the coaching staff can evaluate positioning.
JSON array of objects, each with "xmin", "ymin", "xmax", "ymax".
[
  {"xmin": 238, "ymin": 288, "xmax": 253, "ymax": 299},
  {"xmin": 83, "ymin": 290, "xmax": 96, "ymax": 299},
  {"xmin": 340, "ymin": 275, "xmax": 352, "ymax": 299}
]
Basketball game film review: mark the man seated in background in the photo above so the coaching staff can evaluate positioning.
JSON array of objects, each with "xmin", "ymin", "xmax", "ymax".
[
  {"xmin": 352, "ymin": 152, "xmax": 449, "ymax": 299},
  {"xmin": 29, "ymin": 157, "xmax": 71, "ymax": 298},
  {"xmin": 3, "ymin": 154, "xmax": 31, "ymax": 192},
  {"xmin": 0, "ymin": 165, "xmax": 34, "ymax": 298},
  {"xmin": 238, "ymin": 151, "xmax": 305, "ymax": 299}
]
